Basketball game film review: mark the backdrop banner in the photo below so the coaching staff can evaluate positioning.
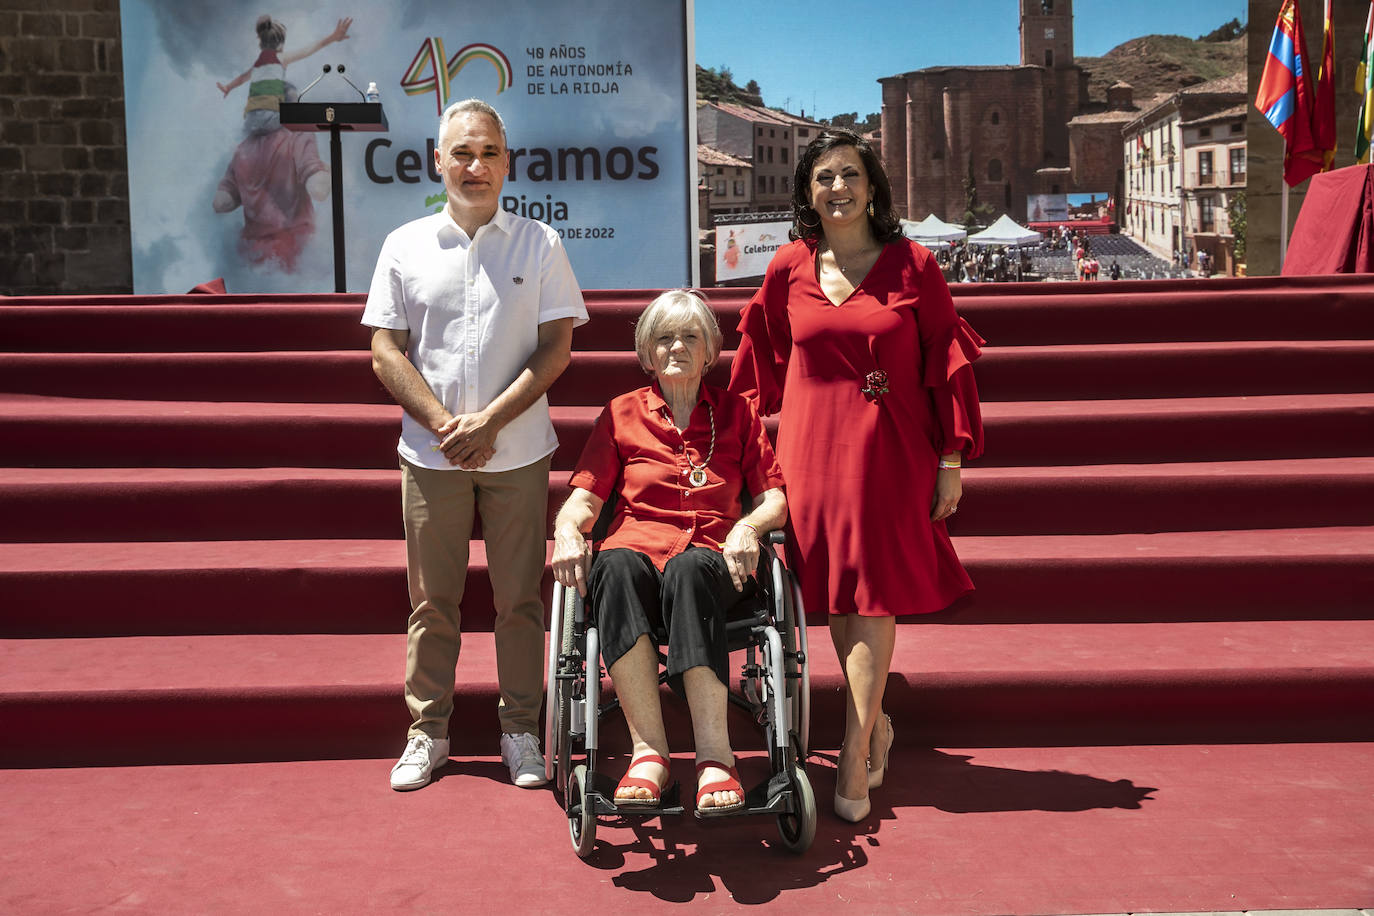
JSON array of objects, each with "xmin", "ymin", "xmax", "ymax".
[
  {"xmin": 715, "ymin": 220, "xmax": 791, "ymax": 282},
  {"xmin": 120, "ymin": 0, "xmax": 695, "ymax": 293}
]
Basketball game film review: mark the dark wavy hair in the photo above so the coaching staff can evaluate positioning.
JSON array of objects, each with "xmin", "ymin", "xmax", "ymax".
[{"xmin": 790, "ymin": 128, "xmax": 902, "ymax": 244}]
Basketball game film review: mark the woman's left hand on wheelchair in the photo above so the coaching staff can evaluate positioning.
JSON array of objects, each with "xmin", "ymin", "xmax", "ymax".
[{"xmin": 552, "ymin": 525, "xmax": 593, "ymax": 596}]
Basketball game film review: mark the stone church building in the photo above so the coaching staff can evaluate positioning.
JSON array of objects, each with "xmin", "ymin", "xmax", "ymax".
[{"xmin": 880, "ymin": 0, "xmax": 1132, "ymax": 224}]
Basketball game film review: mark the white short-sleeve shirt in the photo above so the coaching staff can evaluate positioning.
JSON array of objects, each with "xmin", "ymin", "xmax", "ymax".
[{"xmin": 362, "ymin": 208, "xmax": 588, "ymax": 472}]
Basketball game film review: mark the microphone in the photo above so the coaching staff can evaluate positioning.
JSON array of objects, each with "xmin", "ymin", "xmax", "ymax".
[
  {"xmin": 334, "ymin": 64, "xmax": 367, "ymax": 101},
  {"xmin": 297, "ymin": 64, "xmax": 329, "ymax": 99}
]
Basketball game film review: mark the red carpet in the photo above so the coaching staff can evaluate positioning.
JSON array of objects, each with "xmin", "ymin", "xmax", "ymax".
[{"xmin": 2, "ymin": 275, "xmax": 1373, "ymax": 912}]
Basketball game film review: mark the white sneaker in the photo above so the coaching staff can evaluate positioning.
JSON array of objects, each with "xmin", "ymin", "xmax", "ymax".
[
  {"xmin": 390, "ymin": 734, "xmax": 449, "ymax": 791},
  {"xmin": 500, "ymin": 732, "xmax": 548, "ymax": 788}
]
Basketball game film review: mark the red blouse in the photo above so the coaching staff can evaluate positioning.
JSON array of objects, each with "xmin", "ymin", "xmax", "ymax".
[{"xmin": 569, "ymin": 382, "xmax": 785, "ymax": 571}]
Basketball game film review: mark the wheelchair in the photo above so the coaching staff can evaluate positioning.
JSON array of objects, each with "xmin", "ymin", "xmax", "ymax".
[{"xmin": 544, "ymin": 533, "xmax": 816, "ymax": 858}]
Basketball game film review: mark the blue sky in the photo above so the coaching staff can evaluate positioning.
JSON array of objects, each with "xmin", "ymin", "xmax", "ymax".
[{"xmin": 693, "ymin": 0, "xmax": 1250, "ymax": 121}]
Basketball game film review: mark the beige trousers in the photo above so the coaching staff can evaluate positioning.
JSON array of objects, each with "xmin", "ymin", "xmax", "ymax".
[{"xmin": 401, "ymin": 455, "xmax": 550, "ymax": 739}]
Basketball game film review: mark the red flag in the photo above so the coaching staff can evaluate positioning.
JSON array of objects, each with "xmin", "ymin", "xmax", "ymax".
[
  {"xmin": 1256, "ymin": 0, "xmax": 1323, "ymax": 185},
  {"xmin": 1316, "ymin": 0, "xmax": 1337, "ymax": 169}
]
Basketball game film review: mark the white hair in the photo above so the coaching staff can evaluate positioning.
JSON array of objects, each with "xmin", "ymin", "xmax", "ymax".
[
  {"xmin": 634, "ymin": 289, "xmax": 722, "ymax": 373},
  {"xmin": 437, "ymin": 98, "xmax": 507, "ymax": 148}
]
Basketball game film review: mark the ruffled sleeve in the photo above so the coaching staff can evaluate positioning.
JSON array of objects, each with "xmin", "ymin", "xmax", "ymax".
[
  {"xmin": 916, "ymin": 249, "xmax": 986, "ymax": 460},
  {"xmin": 728, "ymin": 246, "xmax": 795, "ymax": 417}
]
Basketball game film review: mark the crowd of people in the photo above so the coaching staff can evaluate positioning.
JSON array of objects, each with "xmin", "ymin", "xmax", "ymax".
[
  {"xmin": 934, "ymin": 240, "xmax": 1032, "ymax": 283},
  {"xmin": 365, "ymin": 99, "xmax": 984, "ymax": 831}
]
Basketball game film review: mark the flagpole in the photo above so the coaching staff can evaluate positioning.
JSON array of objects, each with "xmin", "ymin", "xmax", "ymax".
[{"xmin": 1280, "ymin": 140, "xmax": 1290, "ymax": 269}]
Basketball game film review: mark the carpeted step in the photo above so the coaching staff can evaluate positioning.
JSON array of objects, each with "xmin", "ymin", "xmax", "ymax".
[
  {"xmin": 5, "ymin": 276, "xmax": 1368, "ymax": 351},
  {"xmin": 4, "ymin": 619, "xmax": 1373, "ymax": 766},
  {"xmin": 4, "ymin": 276, "xmax": 1371, "ymax": 352},
  {"xmin": 5, "ymin": 393, "xmax": 1373, "ymax": 468},
  {"xmin": 3, "ymin": 743, "xmax": 1369, "ymax": 913},
  {"xmin": 949, "ymin": 457, "xmax": 1374, "ymax": 536},
  {"xmin": 4, "ymin": 459, "xmax": 1372, "ymax": 543},
  {"xmin": 6, "ymin": 339, "xmax": 1372, "ymax": 404},
  {"xmin": 4, "ymin": 528, "xmax": 1369, "ymax": 637}
]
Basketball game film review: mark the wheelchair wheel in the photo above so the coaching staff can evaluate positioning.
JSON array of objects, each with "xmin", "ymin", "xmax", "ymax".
[
  {"xmin": 776, "ymin": 764, "xmax": 816, "ymax": 854},
  {"xmin": 568, "ymin": 764, "xmax": 597, "ymax": 859},
  {"xmin": 553, "ymin": 586, "xmax": 578, "ymax": 795}
]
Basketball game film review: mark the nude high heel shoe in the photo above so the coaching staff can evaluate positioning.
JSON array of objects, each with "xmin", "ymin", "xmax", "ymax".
[
  {"xmin": 834, "ymin": 747, "xmax": 871, "ymax": 822},
  {"xmin": 833, "ymin": 788, "xmax": 871, "ymax": 823},
  {"xmin": 868, "ymin": 713, "xmax": 894, "ymax": 790}
]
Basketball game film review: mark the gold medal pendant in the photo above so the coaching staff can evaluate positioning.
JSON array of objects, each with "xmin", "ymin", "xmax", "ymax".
[{"xmin": 689, "ymin": 468, "xmax": 708, "ymax": 487}]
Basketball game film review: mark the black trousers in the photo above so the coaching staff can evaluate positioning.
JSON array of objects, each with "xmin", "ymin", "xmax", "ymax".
[{"xmin": 588, "ymin": 547, "xmax": 750, "ymax": 690}]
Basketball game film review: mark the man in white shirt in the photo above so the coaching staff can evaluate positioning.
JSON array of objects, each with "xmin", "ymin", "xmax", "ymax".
[{"xmin": 363, "ymin": 98, "xmax": 588, "ymax": 791}]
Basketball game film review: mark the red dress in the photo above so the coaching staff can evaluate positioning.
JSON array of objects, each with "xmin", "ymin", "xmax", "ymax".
[{"xmin": 729, "ymin": 238, "xmax": 985, "ymax": 617}]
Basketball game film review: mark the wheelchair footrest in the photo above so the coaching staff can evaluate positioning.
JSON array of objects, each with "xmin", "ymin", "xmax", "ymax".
[
  {"xmin": 692, "ymin": 770, "xmax": 803, "ymax": 820},
  {"xmin": 577, "ymin": 770, "xmax": 686, "ymax": 818}
]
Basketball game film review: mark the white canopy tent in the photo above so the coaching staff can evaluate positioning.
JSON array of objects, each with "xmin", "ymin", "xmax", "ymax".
[
  {"xmin": 966, "ymin": 214, "xmax": 1041, "ymax": 247},
  {"xmin": 902, "ymin": 214, "xmax": 967, "ymax": 243}
]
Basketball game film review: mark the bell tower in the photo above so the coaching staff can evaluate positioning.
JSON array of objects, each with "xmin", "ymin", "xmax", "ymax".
[{"xmin": 1020, "ymin": 0, "xmax": 1074, "ymax": 70}]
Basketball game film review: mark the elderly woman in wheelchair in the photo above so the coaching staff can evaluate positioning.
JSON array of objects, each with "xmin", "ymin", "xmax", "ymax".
[{"xmin": 551, "ymin": 289, "xmax": 788, "ymax": 816}]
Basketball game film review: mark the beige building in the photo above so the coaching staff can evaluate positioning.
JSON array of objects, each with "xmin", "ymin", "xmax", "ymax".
[
  {"xmin": 697, "ymin": 145, "xmax": 753, "ymax": 221},
  {"xmin": 1121, "ymin": 73, "xmax": 1245, "ymax": 268},
  {"xmin": 1182, "ymin": 104, "xmax": 1247, "ymax": 275},
  {"xmin": 697, "ymin": 100, "xmax": 824, "ymax": 213}
]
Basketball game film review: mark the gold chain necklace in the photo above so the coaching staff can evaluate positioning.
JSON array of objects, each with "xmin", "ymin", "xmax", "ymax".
[{"xmin": 672, "ymin": 403, "xmax": 716, "ymax": 487}]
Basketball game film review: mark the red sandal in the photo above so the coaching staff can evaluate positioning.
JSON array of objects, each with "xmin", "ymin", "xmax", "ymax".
[
  {"xmin": 695, "ymin": 759, "xmax": 745, "ymax": 816},
  {"xmin": 613, "ymin": 753, "xmax": 670, "ymax": 807}
]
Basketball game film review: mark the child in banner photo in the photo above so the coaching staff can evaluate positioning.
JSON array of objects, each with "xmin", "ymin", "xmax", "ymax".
[
  {"xmin": 212, "ymin": 14, "xmax": 353, "ymax": 273},
  {"xmin": 218, "ymin": 15, "xmax": 353, "ymax": 136}
]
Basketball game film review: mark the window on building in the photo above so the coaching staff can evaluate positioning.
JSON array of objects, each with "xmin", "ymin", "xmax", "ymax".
[
  {"xmin": 1200, "ymin": 196, "xmax": 1215, "ymax": 232},
  {"xmin": 1200, "ymin": 126, "xmax": 1212, "ymax": 139},
  {"xmin": 734, "ymin": 180, "xmax": 745, "ymax": 195},
  {"xmin": 757, "ymin": 127, "xmax": 764, "ymax": 135},
  {"xmin": 781, "ymin": 147, "xmax": 788, "ymax": 164},
  {"xmin": 757, "ymin": 145, "xmax": 764, "ymax": 162},
  {"xmin": 769, "ymin": 175, "xmax": 775, "ymax": 193},
  {"xmin": 988, "ymin": 158, "xmax": 1003, "ymax": 181},
  {"xmin": 715, "ymin": 180, "xmax": 726, "ymax": 196},
  {"xmin": 769, "ymin": 129, "xmax": 775, "ymax": 138},
  {"xmin": 1231, "ymin": 121, "xmax": 1243, "ymax": 134},
  {"xmin": 782, "ymin": 176, "xmax": 790, "ymax": 192},
  {"xmin": 1198, "ymin": 150, "xmax": 1214, "ymax": 185},
  {"xmin": 716, "ymin": 166, "xmax": 724, "ymax": 175},
  {"xmin": 800, "ymin": 128, "xmax": 809, "ymax": 137},
  {"xmin": 1045, "ymin": 49, "xmax": 1053, "ymax": 67},
  {"xmin": 735, "ymin": 167, "xmax": 742, "ymax": 176},
  {"xmin": 784, "ymin": 130, "xmax": 789, "ymax": 140},
  {"xmin": 757, "ymin": 176, "xmax": 765, "ymax": 193},
  {"xmin": 1229, "ymin": 147, "xmax": 1246, "ymax": 180},
  {"xmin": 991, "ymin": 111, "xmax": 1000, "ymax": 125},
  {"xmin": 768, "ymin": 146, "xmax": 775, "ymax": 163}
]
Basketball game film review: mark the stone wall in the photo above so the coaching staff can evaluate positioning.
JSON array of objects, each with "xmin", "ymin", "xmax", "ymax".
[
  {"xmin": 0, "ymin": 0, "xmax": 131, "ymax": 295},
  {"xmin": 882, "ymin": 67, "xmax": 1050, "ymax": 223}
]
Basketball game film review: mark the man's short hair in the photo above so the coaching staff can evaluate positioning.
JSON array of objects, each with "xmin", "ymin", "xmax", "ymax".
[
  {"xmin": 634, "ymin": 289, "xmax": 723, "ymax": 373},
  {"xmin": 438, "ymin": 98, "xmax": 507, "ymax": 148}
]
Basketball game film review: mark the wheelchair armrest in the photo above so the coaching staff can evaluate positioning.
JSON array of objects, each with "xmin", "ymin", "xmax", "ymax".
[{"xmin": 767, "ymin": 530, "xmax": 785, "ymax": 545}]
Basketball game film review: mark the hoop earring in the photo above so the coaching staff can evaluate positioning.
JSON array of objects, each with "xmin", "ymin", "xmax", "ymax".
[{"xmin": 798, "ymin": 207, "xmax": 821, "ymax": 230}]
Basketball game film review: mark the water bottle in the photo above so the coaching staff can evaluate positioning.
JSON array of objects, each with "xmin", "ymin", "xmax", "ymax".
[{"xmin": 365, "ymin": 81, "xmax": 380, "ymax": 103}]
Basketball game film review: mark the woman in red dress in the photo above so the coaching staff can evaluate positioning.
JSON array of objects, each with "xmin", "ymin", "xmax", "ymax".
[{"xmin": 729, "ymin": 129, "xmax": 984, "ymax": 823}]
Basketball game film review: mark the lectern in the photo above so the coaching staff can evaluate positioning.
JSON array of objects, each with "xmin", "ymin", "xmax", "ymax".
[{"xmin": 279, "ymin": 101, "xmax": 388, "ymax": 293}]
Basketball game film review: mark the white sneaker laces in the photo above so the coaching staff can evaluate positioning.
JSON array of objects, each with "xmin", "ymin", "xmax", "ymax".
[{"xmin": 399, "ymin": 736, "xmax": 432, "ymax": 767}]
